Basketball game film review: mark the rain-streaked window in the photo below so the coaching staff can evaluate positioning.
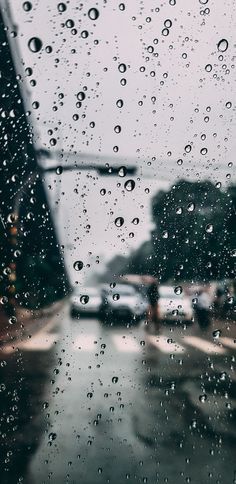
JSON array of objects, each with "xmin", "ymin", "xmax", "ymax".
[{"xmin": 0, "ymin": 1, "xmax": 235, "ymax": 483}]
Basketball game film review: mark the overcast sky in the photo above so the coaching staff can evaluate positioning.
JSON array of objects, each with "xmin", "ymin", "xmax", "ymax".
[{"xmin": 3, "ymin": 0, "xmax": 236, "ymax": 285}]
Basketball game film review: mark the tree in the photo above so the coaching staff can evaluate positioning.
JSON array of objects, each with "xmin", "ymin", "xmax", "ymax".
[{"xmin": 151, "ymin": 179, "xmax": 233, "ymax": 283}]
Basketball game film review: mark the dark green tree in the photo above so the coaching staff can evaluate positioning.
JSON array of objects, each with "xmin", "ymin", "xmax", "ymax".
[{"xmin": 151, "ymin": 180, "xmax": 233, "ymax": 283}]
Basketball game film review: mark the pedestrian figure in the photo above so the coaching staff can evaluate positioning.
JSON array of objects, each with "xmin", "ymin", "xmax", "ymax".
[
  {"xmin": 214, "ymin": 286, "xmax": 225, "ymax": 318},
  {"xmin": 196, "ymin": 289, "xmax": 211, "ymax": 331},
  {"xmin": 147, "ymin": 281, "xmax": 160, "ymax": 331}
]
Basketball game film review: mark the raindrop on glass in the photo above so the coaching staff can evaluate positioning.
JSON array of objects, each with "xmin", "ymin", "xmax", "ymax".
[
  {"xmin": 205, "ymin": 64, "xmax": 212, "ymax": 72},
  {"xmin": 23, "ymin": 2, "xmax": 32, "ymax": 12},
  {"xmin": 124, "ymin": 179, "xmax": 135, "ymax": 191},
  {"xmin": 57, "ymin": 2, "xmax": 67, "ymax": 12},
  {"xmin": 28, "ymin": 37, "xmax": 43, "ymax": 53},
  {"xmin": 187, "ymin": 202, "xmax": 195, "ymax": 212},
  {"xmin": 185, "ymin": 144, "xmax": 192, "ymax": 153},
  {"xmin": 118, "ymin": 63, "xmax": 127, "ymax": 73},
  {"xmin": 174, "ymin": 286, "xmax": 182, "ymax": 295},
  {"xmin": 88, "ymin": 8, "xmax": 99, "ymax": 20},
  {"xmin": 116, "ymin": 99, "xmax": 124, "ymax": 108},
  {"xmin": 217, "ymin": 38, "xmax": 228, "ymax": 52},
  {"xmin": 115, "ymin": 217, "xmax": 124, "ymax": 227},
  {"xmin": 80, "ymin": 295, "xmax": 89, "ymax": 305},
  {"xmin": 205, "ymin": 224, "xmax": 213, "ymax": 233},
  {"xmin": 56, "ymin": 166, "xmax": 63, "ymax": 175},
  {"xmin": 118, "ymin": 166, "xmax": 127, "ymax": 177},
  {"xmin": 73, "ymin": 261, "xmax": 84, "ymax": 271}
]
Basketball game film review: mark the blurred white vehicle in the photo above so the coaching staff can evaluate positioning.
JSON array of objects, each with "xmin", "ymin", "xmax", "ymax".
[
  {"xmin": 71, "ymin": 287, "xmax": 102, "ymax": 316},
  {"xmin": 100, "ymin": 284, "xmax": 148, "ymax": 322},
  {"xmin": 158, "ymin": 285, "xmax": 194, "ymax": 323}
]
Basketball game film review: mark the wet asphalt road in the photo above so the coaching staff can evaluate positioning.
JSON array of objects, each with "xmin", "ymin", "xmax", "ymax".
[{"xmin": 0, "ymin": 307, "xmax": 236, "ymax": 484}]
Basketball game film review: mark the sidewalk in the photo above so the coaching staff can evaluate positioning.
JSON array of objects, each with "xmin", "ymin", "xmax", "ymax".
[{"xmin": 0, "ymin": 298, "xmax": 68, "ymax": 348}]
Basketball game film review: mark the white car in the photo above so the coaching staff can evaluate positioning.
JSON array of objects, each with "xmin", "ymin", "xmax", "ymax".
[
  {"xmin": 158, "ymin": 285, "xmax": 194, "ymax": 323},
  {"xmin": 100, "ymin": 284, "xmax": 148, "ymax": 322},
  {"xmin": 71, "ymin": 287, "xmax": 102, "ymax": 317}
]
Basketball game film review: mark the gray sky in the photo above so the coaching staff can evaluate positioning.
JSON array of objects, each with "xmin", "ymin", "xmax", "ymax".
[{"xmin": 3, "ymin": 0, "xmax": 236, "ymax": 285}]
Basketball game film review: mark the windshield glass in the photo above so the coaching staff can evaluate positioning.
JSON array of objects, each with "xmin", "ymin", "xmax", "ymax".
[{"xmin": 0, "ymin": 2, "xmax": 235, "ymax": 484}]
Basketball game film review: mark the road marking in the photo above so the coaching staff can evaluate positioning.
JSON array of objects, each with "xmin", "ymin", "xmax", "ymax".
[
  {"xmin": 219, "ymin": 337, "xmax": 236, "ymax": 350},
  {"xmin": 184, "ymin": 336, "xmax": 226, "ymax": 354},
  {"xmin": 18, "ymin": 333, "xmax": 58, "ymax": 351},
  {"xmin": 146, "ymin": 335, "xmax": 185, "ymax": 353},
  {"xmin": 2, "ymin": 333, "xmax": 58, "ymax": 353},
  {"xmin": 72, "ymin": 334, "xmax": 97, "ymax": 351},
  {"xmin": 111, "ymin": 334, "xmax": 140, "ymax": 353}
]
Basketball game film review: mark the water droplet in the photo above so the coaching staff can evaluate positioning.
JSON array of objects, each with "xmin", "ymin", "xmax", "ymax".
[
  {"xmin": 200, "ymin": 147, "xmax": 208, "ymax": 155},
  {"xmin": 185, "ymin": 144, "xmax": 192, "ymax": 153},
  {"xmin": 220, "ymin": 372, "xmax": 227, "ymax": 381},
  {"xmin": 205, "ymin": 64, "xmax": 212, "ymax": 72},
  {"xmin": 177, "ymin": 159, "xmax": 183, "ymax": 165},
  {"xmin": 174, "ymin": 286, "xmax": 182, "ymax": 295},
  {"xmin": 205, "ymin": 224, "xmax": 213, "ymax": 233},
  {"xmin": 113, "ymin": 293, "xmax": 120, "ymax": 301},
  {"xmin": 164, "ymin": 19, "xmax": 172, "ymax": 28},
  {"xmin": 217, "ymin": 38, "xmax": 228, "ymax": 52},
  {"xmin": 187, "ymin": 202, "xmax": 195, "ymax": 212},
  {"xmin": 48, "ymin": 432, "xmax": 57, "ymax": 441},
  {"xmin": 230, "ymin": 249, "xmax": 236, "ymax": 257},
  {"xmin": 124, "ymin": 179, "xmax": 135, "ymax": 191},
  {"xmin": 81, "ymin": 30, "xmax": 89, "ymax": 39},
  {"xmin": 87, "ymin": 392, "xmax": 93, "ymax": 398},
  {"xmin": 28, "ymin": 37, "xmax": 43, "ymax": 53},
  {"xmin": 140, "ymin": 340, "xmax": 145, "ymax": 346},
  {"xmin": 73, "ymin": 261, "xmax": 84, "ymax": 271},
  {"xmin": 56, "ymin": 166, "xmax": 63, "ymax": 175},
  {"xmin": 115, "ymin": 217, "xmax": 124, "ymax": 227},
  {"xmin": 77, "ymin": 91, "xmax": 86, "ymax": 101},
  {"xmin": 199, "ymin": 394, "xmax": 207, "ymax": 403},
  {"xmin": 118, "ymin": 166, "xmax": 127, "ymax": 177},
  {"xmin": 118, "ymin": 63, "xmax": 127, "ymax": 73},
  {"xmin": 116, "ymin": 99, "xmax": 123, "ymax": 108},
  {"xmin": 23, "ymin": 2, "xmax": 32, "ymax": 12},
  {"xmin": 119, "ymin": 3, "xmax": 125, "ymax": 10},
  {"xmin": 162, "ymin": 230, "xmax": 169, "ymax": 239},
  {"xmin": 132, "ymin": 217, "xmax": 139, "ymax": 225},
  {"xmin": 100, "ymin": 188, "xmax": 106, "ymax": 196},
  {"xmin": 88, "ymin": 8, "xmax": 99, "ymax": 20},
  {"xmin": 225, "ymin": 101, "xmax": 232, "ymax": 109},
  {"xmin": 45, "ymin": 45, "xmax": 53, "ymax": 54},
  {"xmin": 57, "ymin": 2, "xmax": 67, "ymax": 12},
  {"xmin": 80, "ymin": 295, "xmax": 89, "ymax": 305},
  {"xmin": 9, "ymin": 316, "xmax": 17, "ymax": 325},
  {"xmin": 212, "ymin": 329, "xmax": 221, "ymax": 338},
  {"xmin": 162, "ymin": 28, "xmax": 169, "ymax": 36},
  {"xmin": 112, "ymin": 376, "xmax": 119, "ymax": 383},
  {"xmin": 66, "ymin": 19, "xmax": 75, "ymax": 29},
  {"xmin": 114, "ymin": 125, "xmax": 121, "ymax": 133}
]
